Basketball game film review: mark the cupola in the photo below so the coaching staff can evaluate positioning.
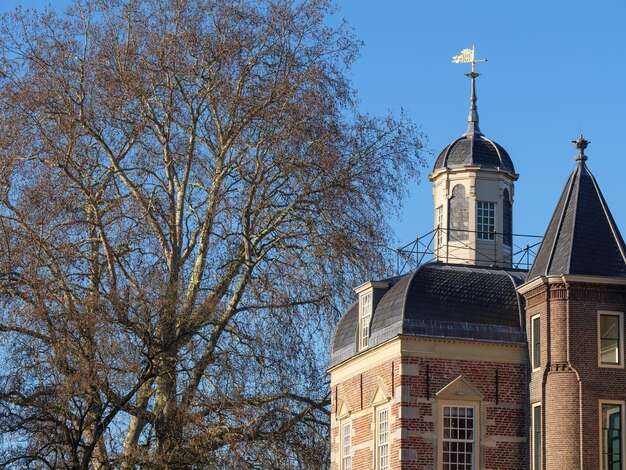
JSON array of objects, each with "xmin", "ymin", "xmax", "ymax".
[{"xmin": 429, "ymin": 49, "xmax": 518, "ymax": 267}]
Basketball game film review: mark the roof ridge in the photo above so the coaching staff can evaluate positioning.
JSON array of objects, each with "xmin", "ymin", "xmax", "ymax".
[
  {"xmin": 563, "ymin": 166, "xmax": 581, "ymax": 274},
  {"xmin": 585, "ymin": 164, "xmax": 626, "ymax": 265},
  {"xmin": 401, "ymin": 264, "xmax": 426, "ymax": 325},
  {"xmin": 543, "ymin": 168, "xmax": 577, "ymax": 276},
  {"xmin": 503, "ymin": 268, "xmax": 526, "ymax": 334},
  {"xmin": 441, "ymin": 136, "xmax": 466, "ymax": 168},
  {"xmin": 481, "ymin": 135, "xmax": 503, "ymax": 168}
]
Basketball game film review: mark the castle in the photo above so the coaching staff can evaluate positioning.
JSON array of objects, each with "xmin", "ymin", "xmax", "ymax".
[{"xmin": 328, "ymin": 67, "xmax": 626, "ymax": 469}]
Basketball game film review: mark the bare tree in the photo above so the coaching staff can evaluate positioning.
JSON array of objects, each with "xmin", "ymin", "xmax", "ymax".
[{"xmin": 0, "ymin": 0, "xmax": 424, "ymax": 468}]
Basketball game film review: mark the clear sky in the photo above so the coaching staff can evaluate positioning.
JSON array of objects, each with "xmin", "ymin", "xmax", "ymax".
[{"xmin": 3, "ymin": 0, "xmax": 626, "ymax": 259}]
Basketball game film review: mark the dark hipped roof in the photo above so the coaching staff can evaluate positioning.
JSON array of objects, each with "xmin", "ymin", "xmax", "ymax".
[
  {"xmin": 330, "ymin": 263, "xmax": 527, "ymax": 367},
  {"xmin": 528, "ymin": 138, "xmax": 626, "ymax": 281}
]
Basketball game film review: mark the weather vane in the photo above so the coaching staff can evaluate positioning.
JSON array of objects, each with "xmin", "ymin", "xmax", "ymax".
[{"xmin": 452, "ymin": 45, "xmax": 487, "ymax": 78}]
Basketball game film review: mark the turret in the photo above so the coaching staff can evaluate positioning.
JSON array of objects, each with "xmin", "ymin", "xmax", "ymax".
[{"xmin": 518, "ymin": 137, "xmax": 626, "ymax": 469}]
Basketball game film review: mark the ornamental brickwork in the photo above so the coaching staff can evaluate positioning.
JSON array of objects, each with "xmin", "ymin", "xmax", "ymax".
[{"xmin": 329, "ymin": 338, "xmax": 527, "ymax": 470}]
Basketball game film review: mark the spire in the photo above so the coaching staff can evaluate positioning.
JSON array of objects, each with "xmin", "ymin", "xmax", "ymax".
[
  {"xmin": 452, "ymin": 46, "xmax": 487, "ymax": 137},
  {"xmin": 465, "ymin": 73, "xmax": 482, "ymax": 136},
  {"xmin": 528, "ymin": 137, "xmax": 626, "ymax": 280}
]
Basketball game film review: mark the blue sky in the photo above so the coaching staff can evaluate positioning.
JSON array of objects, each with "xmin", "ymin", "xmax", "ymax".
[{"xmin": 4, "ymin": 0, "xmax": 626, "ymax": 256}]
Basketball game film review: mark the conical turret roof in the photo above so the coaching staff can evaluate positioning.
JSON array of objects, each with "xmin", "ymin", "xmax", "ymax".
[{"xmin": 528, "ymin": 136, "xmax": 626, "ymax": 280}]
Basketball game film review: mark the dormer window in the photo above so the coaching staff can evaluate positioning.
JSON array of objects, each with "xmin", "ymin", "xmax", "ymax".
[
  {"xmin": 360, "ymin": 292, "xmax": 372, "ymax": 350},
  {"xmin": 354, "ymin": 281, "xmax": 390, "ymax": 352}
]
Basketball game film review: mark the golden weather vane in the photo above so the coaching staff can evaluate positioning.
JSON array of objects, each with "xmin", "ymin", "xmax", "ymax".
[{"xmin": 452, "ymin": 45, "xmax": 487, "ymax": 78}]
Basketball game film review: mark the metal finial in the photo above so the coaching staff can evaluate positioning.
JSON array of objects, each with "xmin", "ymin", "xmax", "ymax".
[
  {"xmin": 452, "ymin": 46, "xmax": 487, "ymax": 136},
  {"xmin": 572, "ymin": 134, "xmax": 589, "ymax": 163},
  {"xmin": 465, "ymin": 74, "xmax": 482, "ymax": 136}
]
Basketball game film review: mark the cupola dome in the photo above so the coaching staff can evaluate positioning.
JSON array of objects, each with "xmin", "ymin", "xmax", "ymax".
[
  {"xmin": 432, "ymin": 71, "xmax": 515, "ymax": 174},
  {"xmin": 433, "ymin": 134, "xmax": 515, "ymax": 173}
]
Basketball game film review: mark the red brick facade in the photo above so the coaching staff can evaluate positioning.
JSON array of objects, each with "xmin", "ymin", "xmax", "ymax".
[
  {"xmin": 524, "ymin": 280, "xmax": 626, "ymax": 470},
  {"xmin": 330, "ymin": 339, "xmax": 527, "ymax": 470},
  {"xmin": 330, "ymin": 279, "xmax": 626, "ymax": 469}
]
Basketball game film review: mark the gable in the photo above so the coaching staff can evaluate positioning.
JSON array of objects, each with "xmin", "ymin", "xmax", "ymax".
[
  {"xmin": 436, "ymin": 375, "xmax": 483, "ymax": 401},
  {"xmin": 370, "ymin": 378, "xmax": 391, "ymax": 406}
]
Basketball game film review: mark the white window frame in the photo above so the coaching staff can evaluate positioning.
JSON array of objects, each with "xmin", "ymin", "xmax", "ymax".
[
  {"xmin": 341, "ymin": 421, "xmax": 352, "ymax": 470},
  {"xmin": 476, "ymin": 201, "xmax": 496, "ymax": 241},
  {"xmin": 438, "ymin": 401, "xmax": 478, "ymax": 470},
  {"xmin": 359, "ymin": 292, "xmax": 372, "ymax": 350},
  {"xmin": 532, "ymin": 402, "xmax": 541, "ymax": 470},
  {"xmin": 436, "ymin": 205, "xmax": 444, "ymax": 254},
  {"xmin": 599, "ymin": 400, "xmax": 624, "ymax": 470},
  {"xmin": 598, "ymin": 311, "xmax": 624, "ymax": 369},
  {"xmin": 531, "ymin": 314, "xmax": 541, "ymax": 371},
  {"xmin": 375, "ymin": 407, "xmax": 389, "ymax": 470}
]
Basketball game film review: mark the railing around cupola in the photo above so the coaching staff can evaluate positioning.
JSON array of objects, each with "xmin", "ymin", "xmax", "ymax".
[{"xmin": 394, "ymin": 228, "xmax": 543, "ymax": 275}]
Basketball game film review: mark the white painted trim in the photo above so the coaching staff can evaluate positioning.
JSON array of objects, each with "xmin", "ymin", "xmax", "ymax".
[
  {"xmin": 337, "ymin": 399, "xmax": 352, "ymax": 420},
  {"xmin": 518, "ymin": 274, "xmax": 626, "ymax": 295},
  {"xmin": 429, "ymin": 166, "xmax": 519, "ymax": 182},
  {"xmin": 375, "ymin": 406, "xmax": 390, "ymax": 470},
  {"xmin": 531, "ymin": 314, "xmax": 541, "ymax": 372},
  {"xmin": 340, "ymin": 420, "xmax": 352, "ymax": 470},
  {"xmin": 328, "ymin": 335, "xmax": 526, "ymax": 383},
  {"xmin": 531, "ymin": 402, "xmax": 541, "ymax": 470},
  {"xmin": 354, "ymin": 281, "xmax": 391, "ymax": 295},
  {"xmin": 436, "ymin": 375, "xmax": 483, "ymax": 401},
  {"xmin": 597, "ymin": 311, "xmax": 624, "ymax": 369},
  {"xmin": 370, "ymin": 378, "xmax": 391, "ymax": 407},
  {"xmin": 437, "ymin": 399, "xmax": 481, "ymax": 470},
  {"xmin": 359, "ymin": 291, "xmax": 373, "ymax": 351},
  {"xmin": 598, "ymin": 399, "xmax": 625, "ymax": 470}
]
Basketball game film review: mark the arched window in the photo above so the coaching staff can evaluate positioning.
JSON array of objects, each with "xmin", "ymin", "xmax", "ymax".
[
  {"xmin": 449, "ymin": 185, "xmax": 468, "ymax": 241},
  {"xmin": 503, "ymin": 188, "xmax": 512, "ymax": 246}
]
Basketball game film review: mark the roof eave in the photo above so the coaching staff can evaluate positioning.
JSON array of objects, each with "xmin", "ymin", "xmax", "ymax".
[
  {"xmin": 429, "ymin": 166, "xmax": 519, "ymax": 181},
  {"xmin": 518, "ymin": 274, "xmax": 626, "ymax": 295}
]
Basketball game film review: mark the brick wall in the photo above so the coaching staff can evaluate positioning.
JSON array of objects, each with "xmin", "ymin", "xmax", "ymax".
[
  {"xmin": 330, "ymin": 340, "xmax": 527, "ymax": 469},
  {"xmin": 522, "ymin": 281, "xmax": 626, "ymax": 470}
]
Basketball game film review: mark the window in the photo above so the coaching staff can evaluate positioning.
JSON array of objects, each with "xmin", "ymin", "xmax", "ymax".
[
  {"xmin": 377, "ymin": 408, "xmax": 389, "ymax": 470},
  {"xmin": 532, "ymin": 403, "xmax": 541, "ymax": 470},
  {"xmin": 503, "ymin": 188, "xmax": 512, "ymax": 246},
  {"xmin": 476, "ymin": 201, "xmax": 495, "ymax": 240},
  {"xmin": 359, "ymin": 292, "xmax": 372, "ymax": 350},
  {"xmin": 531, "ymin": 315, "xmax": 540, "ymax": 370},
  {"xmin": 442, "ymin": 405, "xmax": 475, "ymax": 469},
  {"xmin": 450, "ymin": 185, "xmax": 469, "ymax": 241},
  {"xmin": 341, "ymin": 422, "xmax": 351, "ymax": 470},
  {"xmin": 436, "ymin": 205, "xmax": 444, "ymax": 253},
  {"xmin": 599, "ymin": 312, "xmax": 623, "ymax": 367},
  {"xmin": 600, "ymin": 402, "xmax": 622, "ymax": 470}
]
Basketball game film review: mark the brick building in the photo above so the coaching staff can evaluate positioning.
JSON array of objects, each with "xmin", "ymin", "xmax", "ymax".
[{"xmin": 328, "ymin": 72, "xmax": 626, "ymax": 469}]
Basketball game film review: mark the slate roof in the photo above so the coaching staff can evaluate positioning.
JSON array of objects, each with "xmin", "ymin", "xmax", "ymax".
[
  {"xmin": 433, "ymin": 135, "xmax": 515, "ymax": 174},
  {"xmin": 330, "ymin": 263, "xmax": 527, "ymax": 367},
  {"xmin": 432, "ymin": 75, "xmax": 515, "ymax": 175},
  {"xmin": 528, "ymin": 141, "xmax": 626, "ymax": 281}
]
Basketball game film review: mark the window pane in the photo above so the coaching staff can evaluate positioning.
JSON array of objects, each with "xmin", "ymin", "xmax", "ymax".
[
  {"xmin": 477, "ymin": 202, "xmax": 495, "ymax": 240},
  {"xmin": 342, "ymin": 422, "xmax": 351, "ymax": 470},
  {"xmin": 533, "ymin": 405, "xmax": 541, "ymax": 469},
  {"xmin": 600, "ymin": 314, "xmax": 621, "ymax": 365},
  {"xmin": 532, "ymin": 316, "xmax": 541, "ymax": 369},
  {"xmin": 442, "ymin": 405, "xmax": 474, "ymax": 470},
  {"xmin": 436, "ymin": 205, "xmax": 444, "ymax": 251},
  {"xmin": 360, "ymin": 293, "xmax": 372, "ymax": 349},
  {"xmin": 602, "ymin": 404, "xmax": 622, "ymax": 470},
  {"xmin": 378, "ymin": 409, "xmax": 389, "ymax": 470}
]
